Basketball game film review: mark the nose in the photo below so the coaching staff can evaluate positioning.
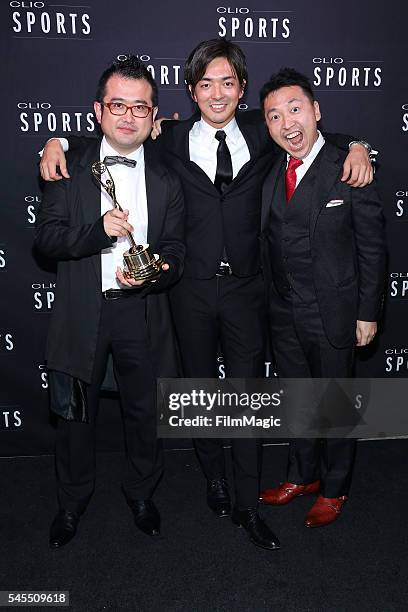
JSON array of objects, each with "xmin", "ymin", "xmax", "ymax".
[
  {"xmin": 124, "ymin": 106, "xmax": 134, "ymax": 118},
  {"xmin": 212, "ymin": 82, "xmax": 223, "ymax": 99},
  {"xmin": 282, "ymin": 112, "xmax": 294, "ymax": 131}
]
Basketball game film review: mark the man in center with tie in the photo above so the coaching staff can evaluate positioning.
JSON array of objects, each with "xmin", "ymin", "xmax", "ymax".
[{"xmin": 159, "ymin": 39, "xmax": 280, "ymax": 550}]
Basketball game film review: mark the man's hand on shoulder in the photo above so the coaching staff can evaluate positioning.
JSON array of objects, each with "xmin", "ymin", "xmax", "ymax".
[
  {"xmin": 356, "ymin": 320, "xmax": 377, "ymax": 346},
  {"xmin": 151, "ymin": 112, "xmax": 180, "ymax": 140},
  {"xmin": 40, "ymin": 138, "xmax": 69, "ymax": 181},
  {"xmin": 341, "ymin": 144, "xmax": 373, "ymax": 188}
]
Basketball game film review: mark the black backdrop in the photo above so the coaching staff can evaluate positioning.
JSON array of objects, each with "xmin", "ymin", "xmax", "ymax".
[{"xmin": 1, "ymin": 0, "xmax": 407, "ymax": 456}]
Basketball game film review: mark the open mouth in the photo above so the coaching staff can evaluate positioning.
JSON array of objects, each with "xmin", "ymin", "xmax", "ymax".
[{"xmin": 285, "ymin": 130, "xmax": 304, "ymax": 150}]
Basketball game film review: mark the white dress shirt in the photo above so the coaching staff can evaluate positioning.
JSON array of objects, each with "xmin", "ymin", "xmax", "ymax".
[
  {"xmin": 189, "ymin": 117, "xmax": 250, "ymax": 181},
  {"xmin": 287, "ymin": 130, "xmax": 325, "ymax": 187},
  {"xmin": 99, "ymin": 137, "xmax": 148, "ymax": 291}
]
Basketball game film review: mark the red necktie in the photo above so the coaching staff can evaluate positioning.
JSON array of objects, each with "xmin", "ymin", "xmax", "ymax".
[{"xmin": 285, "ymin": 156, "xmax": 303, "ymax": 203}]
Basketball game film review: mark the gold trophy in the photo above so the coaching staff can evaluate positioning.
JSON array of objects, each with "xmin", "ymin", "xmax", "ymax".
[{"xmin": 92, "ymin": 159, "xmax": 163, "ymax": 281}]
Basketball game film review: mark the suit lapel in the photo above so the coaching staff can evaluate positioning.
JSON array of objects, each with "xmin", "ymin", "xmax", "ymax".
[
  {"xmin": 165, "ymin": 116, "xmax": 192, "ymax": 162},
  {"xmin": 236, "ymin": 114, "xmax": 261, "ymax": 160},
  {"xmin": 165, "ymin": 115, "xmax": 218, "ymax": 195},
  {"xmin": 78, "ymin": 139, "xmax": 103, "ymax": 223},
  {"xmin": 144, "ymin": 145, "xmax": 167, "ymax": 249},
  {"xmin": 309, "ymin": 142, "xmax": 343, "ymax": 238},
  {"xmin": 261, "ymin": 151, "xmax": 285, "ymax": 231},
  {"xmin": 78, "ymin": 139, "xmax": 103, "ymax": 282}
]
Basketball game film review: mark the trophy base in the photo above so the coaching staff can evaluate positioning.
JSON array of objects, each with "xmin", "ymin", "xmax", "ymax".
[{"xmin": 123, "ymin": 247, "xmax": 163, "ymax": 281}]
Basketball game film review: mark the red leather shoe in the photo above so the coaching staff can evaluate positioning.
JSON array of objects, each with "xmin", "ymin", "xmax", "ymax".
[
  {"xmin": 259, "ymin": 480, "xmax": 320, "ymax": 505},
  {"xmin": 305, "ymin": 495, "xmax": 347, "ymax": 527}
]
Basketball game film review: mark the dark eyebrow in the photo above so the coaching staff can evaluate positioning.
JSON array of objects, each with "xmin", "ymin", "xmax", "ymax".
[
  {"xmin": 110, "ymin": 97, "xmax": 149, "ymax": 105},
  {"xmin": 266, "ymin": 98, "xmax": 303, "ymax": 112},
  {"xmin": 199, "ymin": 75, "xmax": 237, "ymax": 82}
]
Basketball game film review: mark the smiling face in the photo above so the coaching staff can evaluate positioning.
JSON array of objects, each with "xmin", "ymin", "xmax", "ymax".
[
  {"xmin": 94, "ymin": 74, "xmax": 158, "ymax": 155},
  {"xmin": 190, "ymin": 56, "xmax": 245, "ymax": 128},
  {"xmin": 263, "ymin": 85, "xmax": 321, "ymax": 159}
]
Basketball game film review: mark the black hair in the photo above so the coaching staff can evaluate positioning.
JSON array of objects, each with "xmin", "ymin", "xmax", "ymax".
[
  {"xmin": 184, "ymin": 38, "xmax": 247, "ymax": 91},
  {"xmin": 260, "ymin": 67, "xmax": 315, "ymax": 108},
  {"xmin": 95, "ymin": 55, "xmax": 158, "ymax": 106}
]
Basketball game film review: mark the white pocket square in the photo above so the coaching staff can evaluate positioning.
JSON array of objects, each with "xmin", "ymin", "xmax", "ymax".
[{"xmin": 326, "ymin": 199, "xmax": 344, "ymax": 208}]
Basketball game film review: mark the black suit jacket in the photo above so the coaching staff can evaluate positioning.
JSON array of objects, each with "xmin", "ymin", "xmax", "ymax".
[
  {"xmin": 261, "ymin": 141, "xmax": 386, "ymax": 348},
  {"xmin": 160, "ymin": 110, "xmax": 276, "ymax": 278},
  {"xmin": 35, "ymin": 137, "xmax": 185, "ymax": 389}
]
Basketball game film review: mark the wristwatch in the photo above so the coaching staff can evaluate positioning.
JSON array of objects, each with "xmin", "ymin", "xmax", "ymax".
[
  {"xmin": 349, "ymin": 140, "xmax": 372, "ymax": 154},
  {"xmin": 349, "ymin": 140, "xmax": 378, "ymax": 162}
]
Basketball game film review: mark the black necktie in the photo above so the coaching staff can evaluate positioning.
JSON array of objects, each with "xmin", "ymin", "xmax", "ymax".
[
  {"xmin": 104, "ymin": 155, "xmax": 137, "ymax": 168},
  {"xmin": 214, "ymin": 130, "xmax": 233, "ymax": 193}
]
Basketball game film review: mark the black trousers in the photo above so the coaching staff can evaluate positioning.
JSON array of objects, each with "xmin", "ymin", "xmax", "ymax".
[
  {"xmin": 269, "ymin": 289, "xmax": 356, "ymax": 498},
  {"xmin": 55, "ymin": 295, "xmax": 163, "ymax": 513},
  {"xmin": 170, "ymin": 274, "xmax": 266, "ymax": 508}
]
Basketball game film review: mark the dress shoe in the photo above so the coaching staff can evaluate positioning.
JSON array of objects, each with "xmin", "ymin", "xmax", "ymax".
[
  {"xmin": 231, "ymin": 507, "xmax": 280, "ymax": 551},
  {"xmin": 259, "ymin": 480, "xmax": 320, "ymax": 505},
  {"xmin": 49, "ymin": 509, "xmax": 80, "ymax": 548},
  {"xmin": 305, "ymin": 495, "xmax": 347, "ymax": 528},
  {"xmin": 207, "ymin": 478, "xmax": 231, "ymax": 517},
  {"xmin": 125, "ymin": 498, "xmax": 160, "ymax": 536}
]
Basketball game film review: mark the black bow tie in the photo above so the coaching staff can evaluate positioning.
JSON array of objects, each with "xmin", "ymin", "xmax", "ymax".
[{"xmin": 104, "ymin": 155, "xmax": 137, "ymax": 168}]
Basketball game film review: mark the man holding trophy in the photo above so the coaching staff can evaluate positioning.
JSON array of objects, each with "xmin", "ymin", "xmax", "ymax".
[{"xmin": 35, "ymin": 56, "xmax": 185, "ymax": 548}]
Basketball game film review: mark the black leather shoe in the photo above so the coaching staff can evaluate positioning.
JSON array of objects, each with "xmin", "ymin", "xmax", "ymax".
[
  {"xmin": 49, "ymin": 509, "xmax": 80, "ymax": 548},
  {"xmin": 207, "ymin": 478, "xmax": 231, "ymax": 517},
  {"xmin": 231, "ymin": 506, "xmax": 280, "ymax": 551},
  {"xmin": 125, "ymin": 499, "xmax": 160, "ymax": 536}
]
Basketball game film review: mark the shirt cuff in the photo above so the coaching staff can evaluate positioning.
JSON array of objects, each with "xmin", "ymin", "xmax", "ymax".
[{"xmin": 38, "ymin": 137, "xmax": 69, "ymax": 157}]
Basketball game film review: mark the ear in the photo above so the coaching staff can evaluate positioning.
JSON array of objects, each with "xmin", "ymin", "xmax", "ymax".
[
  {"xmin": 313, "ymin": 100, "xmax": 321, "ymax": 122},
  {"xmin": 152, "ymin": 107, "xmax": 158, "ymax": 121},
  {"xmin": 188, "ymin": 84, "xmax": 197, "ymax": 103},
  {"xmin": 239, "ymin": 79, "xmax": 246, "ymax": 99},
  {"xmin": 94, "ymin": 101, "xmax": 102, "ymax": 125}
]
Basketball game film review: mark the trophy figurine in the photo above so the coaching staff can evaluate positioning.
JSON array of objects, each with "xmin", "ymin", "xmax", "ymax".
[{"xmin": 92, "ymin": 159, "xmax": 163, "ymax": 281}]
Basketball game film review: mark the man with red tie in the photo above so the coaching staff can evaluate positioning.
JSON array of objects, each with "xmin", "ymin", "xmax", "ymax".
[{"xmin": 258, "ymin": 68, "xmax": 386, "ymax": 527}]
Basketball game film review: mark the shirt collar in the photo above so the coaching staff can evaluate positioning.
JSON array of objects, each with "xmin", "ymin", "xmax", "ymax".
[
  {"xmin": 195, "ymin": 116, "xmax": 240, "ymax": 145},
  {"xmin": 100, "ymin": 136, "xmax": 144, "ymax": 165},
  {"xmin": 286, "ymin": 130, "xmax": 325, "ymax": 168}
]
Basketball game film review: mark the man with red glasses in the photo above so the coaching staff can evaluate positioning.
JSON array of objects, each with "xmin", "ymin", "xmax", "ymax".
[{"xmin": 35, "ymin": 56, "xmax": 184, "ymax": 548}]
